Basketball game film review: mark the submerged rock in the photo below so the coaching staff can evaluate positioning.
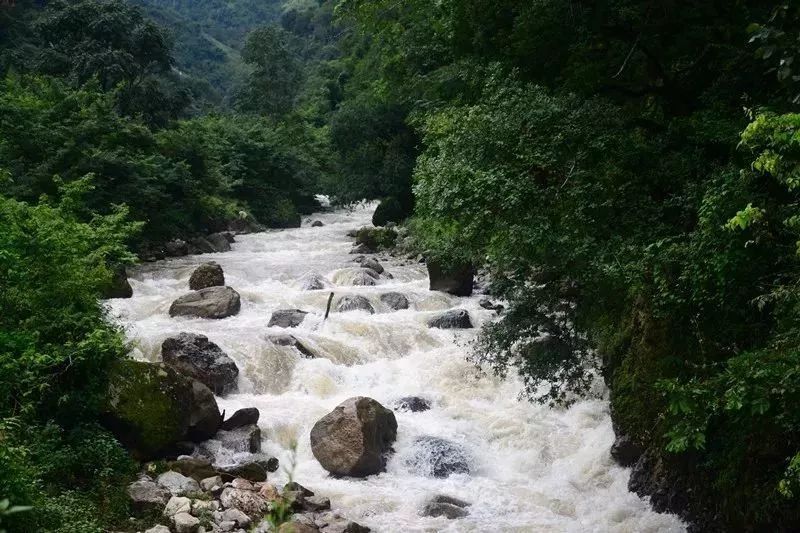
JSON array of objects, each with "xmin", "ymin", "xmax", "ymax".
[
  {"xmin": 427, "ymin": 309, "xmax": 473, "ymax": 329},
  {"xmin": 311, "ymin": 220, "xmax": 324, "ymax": 227},
  {"xmin": 161, "ymin": 333, "xmax": 238, "ymax": 395},
  {"xmin": 268, "ymin": 309, "xmax": 308, "ymax": 328},
  {"xmin": 427, "ymin": 259, "xmax": 474, "ymax": 297},
  {"xmin": 407, "ymin": 436, "xmax": 471, "ymax": 478},
  {"xmin": 350, "ymin": 270, "xmax": 377, "ymax": 286},
  {"xmin": 421, "ymin": 494, "xmax": 471, "ymax": 519},
  {"xmin": 394, "ymin": 397, "xmax": 430, "ymax": 412},
  {"xmin": 336, "ymin": 295, "xmax": 375, "ymax": 314},
  {"xmin": 189, "ymin": 262, "xmax": 225, "ymax": 290},
  {"xmin": 300, "ymin": 273, "xmax": 328, "ymax": 291},
  {"xmin": 310, "ymin": 397, "xmax": 397, "ymax": 477},
  {"xmin": 380, "ymin": 292, "xmax": 409, "ymax": 311},
  {"xmin": 169, "ymin": 286, "xmax": 241, "ymax": 319},
  {"xmin": 216, "ymin": 424, "xmax": 261, "ymax": 453},
  {"xmin": 268, "ymin": 333, "xmax": 316, "ymax": 358},
  {"xmin": 478, "ymin": 298, "xmax": 504, "ymax": 313}
]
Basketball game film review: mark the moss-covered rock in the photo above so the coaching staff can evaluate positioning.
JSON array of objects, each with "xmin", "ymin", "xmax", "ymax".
[
  {"xmin": 355, "ymin": 227, "xmax": 397, "ymax": 251},
  {"xmin": 102, "ymin": 360, "xmax": 221, "ymax": 459}
]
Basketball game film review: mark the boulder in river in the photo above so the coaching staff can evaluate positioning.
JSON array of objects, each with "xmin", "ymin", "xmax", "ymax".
[
  {"xmin": 104, "ymin": 264, "xmax": 133, "ymax": 299},
  {"xmin": 478, "ymin": 298, "xmax": 504, "ymax": 313},
  {"xmin": 427, "ymin": 309, "xmax": 473, "ymax": 329},
  {"xmin": 268, "ymin": 333, "xmax": 316, "ymax": 358},
  {"xmin": 222, "ymin": 407, "xmax": 260, "ymax": 431},
  {"xmin": 102, "ymin": 360, "xmax": 221, "ymax": 459},
  {"xmin": 300, "ymin": 273, "xmax": 328, "ymax": 291},
  {"xmin": 426, "ymin": 259, "xmax": 474, "ymax": 297},
  {"xmin": 268, "ymin": 309, "xmax": 308, "ymax": 328},
  {"xmin": 350, "ymin": 270, "xmax": 377, "ymax": 286},
  {"xmin": 161, "ymin": 333, "xmax": 239, "ymax": 395},
  {"xmin": 311, "ymin": 220, "xmax": 324, "ymax": 227},
  {"xmin": 188, "ymin": 236, "xmax": 216, "ymax": 255},
  {"xmin": 207, "ymin": 232, "xmax": 232, "ymax": 252},
  {"xmin": 380, "ymin": 292, "xmax": 409, "ymax": 311},
  {"xmin": 310, "ymin": 397, "xmax": 397, "ymax": 477},
  {"xmin": 169, "ymin": 286, "xmax": 241, "ymax": 319},
  {"xmin": 393, "ymin": 396, "xmax": 430, "ymax": 412},
  {"xmin": 407, "ymin": 436, "xmax": 471, "ymax": 478},
  {"xmin": 336, "ymin": 295, "xmax": 375, "ymax": 314},
  {"xmin": 189, "ymin": 262, "xmax": 225, "ymax": 290},
  {"xmin": 361, "ymin": 257, "xmax": 384, "ymax": 274},
  {"xmin": 421, "ymin": 495, "xmax": 471, "ymax": 519}
]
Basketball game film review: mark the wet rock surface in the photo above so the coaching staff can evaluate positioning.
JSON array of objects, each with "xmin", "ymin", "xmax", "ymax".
[{"xmin": 169, "ymin": 286, "xmax": 241, "ymax": 319}]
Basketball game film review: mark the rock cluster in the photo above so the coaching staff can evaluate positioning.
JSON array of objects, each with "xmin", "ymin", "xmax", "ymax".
[{"xmin": 131, "ymin": 470, "xmax": 370, "ymax": 533}]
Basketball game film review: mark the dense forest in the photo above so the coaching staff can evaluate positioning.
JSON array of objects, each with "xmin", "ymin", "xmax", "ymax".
[{"xmin": 2, "ymin": 0, "xmax": 800, "ymax": 531}]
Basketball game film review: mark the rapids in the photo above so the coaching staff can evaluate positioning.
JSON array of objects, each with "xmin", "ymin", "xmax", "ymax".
[{"xmin": 107, "ymin": 204, "xmax": 685, "ymax": 532}]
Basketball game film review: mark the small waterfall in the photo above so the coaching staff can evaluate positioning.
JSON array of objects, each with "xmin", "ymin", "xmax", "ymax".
[{"xmin": 108, "ymin": 204, "xmax": 684, "ymax": 532}]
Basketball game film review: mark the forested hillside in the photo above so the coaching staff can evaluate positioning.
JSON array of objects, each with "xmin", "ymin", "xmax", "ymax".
[{"xmin": 2, "ymin": 0, "xmax": 800, "ymax": 531}]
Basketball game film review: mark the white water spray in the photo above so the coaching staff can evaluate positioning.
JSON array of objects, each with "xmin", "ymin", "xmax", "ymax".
[{"xmin": 108, "ymin": 204, "xmax": 685, "ymax": 532}]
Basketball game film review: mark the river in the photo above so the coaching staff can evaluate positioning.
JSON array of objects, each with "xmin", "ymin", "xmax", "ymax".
[{"xmin": 107, "ymin": 204, "xmax": 684, "ymax": 533}]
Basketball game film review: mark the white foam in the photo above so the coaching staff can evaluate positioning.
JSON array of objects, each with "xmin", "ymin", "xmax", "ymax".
[{"xmin": 107, "ymin": 203, "xmax": 685, "ymax": 533}]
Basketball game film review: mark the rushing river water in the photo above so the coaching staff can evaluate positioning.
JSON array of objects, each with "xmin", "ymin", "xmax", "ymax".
[{"xmin": 108, "ymin": 204, "xmax": 684, "ymax": 533}]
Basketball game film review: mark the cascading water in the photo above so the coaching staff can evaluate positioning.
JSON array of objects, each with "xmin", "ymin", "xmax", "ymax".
[{"xmin": 108, "ymin": 204, "xmax": 685, "ymax": 532}]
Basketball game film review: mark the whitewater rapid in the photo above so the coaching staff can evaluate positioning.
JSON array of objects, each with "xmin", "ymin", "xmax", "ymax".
[{"xmin": 108, "ymin": 204, "xmax": 684, "ymax": 533}]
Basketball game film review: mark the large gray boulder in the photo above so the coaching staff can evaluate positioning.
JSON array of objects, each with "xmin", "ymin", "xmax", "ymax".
[
  {"xmin": 406, "ymin": 436, "xmax": 471, "ymax": 478},
  {"xmin": 156, "ymin": 471, "xmax": 200, "ymax": 496},
  {"xmin": 380, "ymin": 292, "xmax": 409, "ymax": 311},
  {"xmin": 161, "ymin": 333, "xmax": 238, "ymax": 395},
  {"xmin": 207, "ymin": 232, "xmax": 232, "ymax": 252},
  {"xmin": 169, "ymin": 286, "xmax": 241, "ymax": 319},
  {"xmin": 427, "ymin": 309, "xmax": 472, "ymax": 329},
  {"xmin": 336, "ymin": 295, "xmax": 375, "ymax": 314},
  {"xmin": 102, "ymin": 361, "xmax": 221, "ymax": 459},
  {"xmin": 310, "ymin": 397, "xmax": 397, "ymax": 477},
  {"xmin": 268, "ymin": 309, "xmax": 308, "ymax": 328},
  {"xmin": 189, "ymin": 262, "xmax": 225, "ymax": 290},
  {"xmin": 105, "ymin": 265, "xmax": 133, "ymax": 299},
  {"xmin": 427, "ymin": 259, "xmax": 474, "ymax": 297}
]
